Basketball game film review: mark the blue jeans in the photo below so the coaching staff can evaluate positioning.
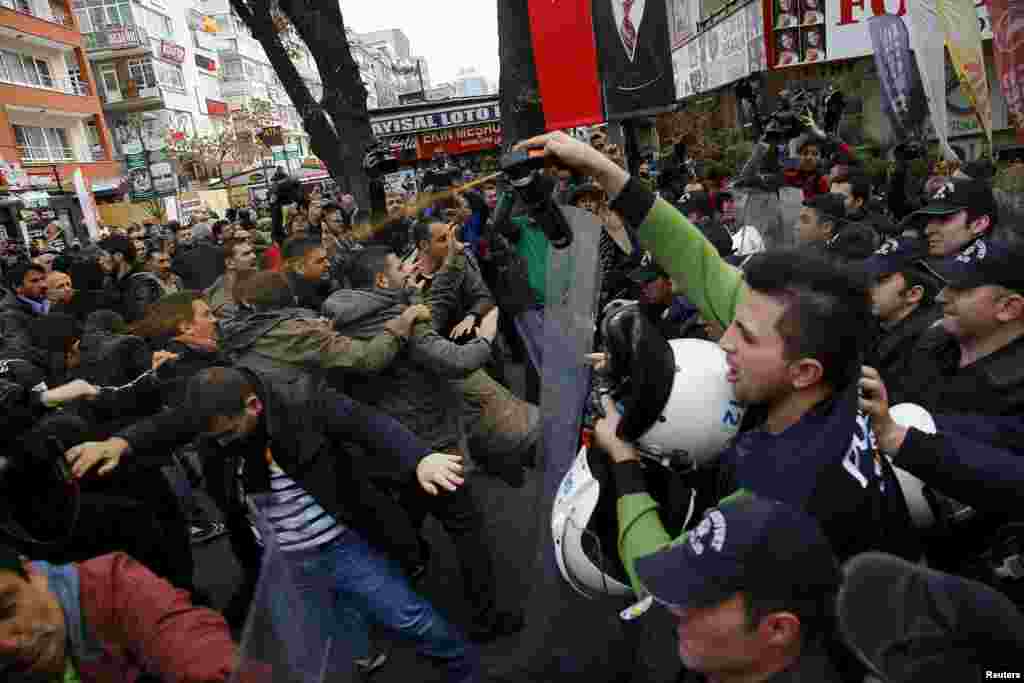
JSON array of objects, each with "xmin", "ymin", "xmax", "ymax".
[{"xmin": 286, "ymin": 530, "xmax": 479, "ymax": 683}]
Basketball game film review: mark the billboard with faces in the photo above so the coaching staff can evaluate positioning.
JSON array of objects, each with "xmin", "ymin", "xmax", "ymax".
[{"xmin": 766, "ymin": 0, "xmax": 993, "ymax": 68}]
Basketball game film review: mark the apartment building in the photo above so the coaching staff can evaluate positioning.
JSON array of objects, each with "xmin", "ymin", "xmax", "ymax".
[
  {"xmin": 0, "ymin": 0, "xmax": 117, "ymax": 187},
  {"xmin": 71, "ymin": 0, "xmax": 230, "ymax": 164}
]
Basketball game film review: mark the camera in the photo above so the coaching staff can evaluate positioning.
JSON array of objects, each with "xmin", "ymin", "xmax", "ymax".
[
  {"xmin": 500, "ymin": 148, "xmax": 574, "ymax": 249},
  {"xmin": 362, "ymin": 140, "xmax": 400, "ymax": 178},
  {"xmin": 762, "ymin": 88, "xmax": 817, "ymax": 143},
  {"xmin": 893, "ymin": 140, "xmax": 926, "ymax": 163}
]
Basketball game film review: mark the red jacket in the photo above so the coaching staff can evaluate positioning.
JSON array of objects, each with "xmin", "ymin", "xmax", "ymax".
[
  {"xmin": 263, "ymin": 243, "xmax": 283, "ymax": 272},
  {"xmin": 76, "ymin": 553, "xmax": 238, "ymax": 683},
  {"xmin": 783, "ymin": 142, "xmax": 853, "ymax": 199}
]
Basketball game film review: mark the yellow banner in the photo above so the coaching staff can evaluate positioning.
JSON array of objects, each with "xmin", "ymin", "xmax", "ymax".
[{"xmin": 937, "ymin": 0, "xmax": 993, "ymax": 145}]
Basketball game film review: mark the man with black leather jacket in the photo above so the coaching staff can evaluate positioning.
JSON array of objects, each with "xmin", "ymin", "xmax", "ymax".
[{"xmin": 62, "ymin": 366, "xmax": 479, "ymax": 682}]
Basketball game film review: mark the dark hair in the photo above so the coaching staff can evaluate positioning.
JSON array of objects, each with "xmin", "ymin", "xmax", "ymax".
[
  {"xmin": 412, "ymin": 220, "xmax": 434, "ymax": 247},
  {"xmin": 349, "ymin": 245, "xmax": 396, "ymax": 290},
  {"xmin": 320, "ymin": 201, "xmax": 341, "ymax": 215},
  {"xmin": 99, "ymin": 235, "xmax": 136, "ymax": 263},
  {"xmin": 145, "ymin": 247, "xmax": 166, "ymax": 262},
  {"xmin": 211, "ymin": 220, "xmax": 230, "ymax": 240},
  {"xmin": 825, "ymin": 222, "xmax": 878, "ymax": 264},
  {"xmin": 282, "ymin": 236, "xmax": 322, "ymax": 262},
  {"xmin": 167, "ymin": 220, "xmax": 182, "ymax": 232},
  {"xmin": 184, "ymin": 366, "xmax": 257, "ymax": 428},
  {"xmin": 743, "ymin": 248, "xmax": 872, "ymax": 391},
  {"xmin": 234, "ymin": 271, "xmax": 294, "ymax": 311},
  {"xmin": 0, "ymin": 543, "xmax": 27, "ymax": 580},
  {"xmin": 30, "ymin": 313, "xmax": 81, "ymax": 354},
  {"xmin": 832, "ymin": 174, "xmax": 871, "ymax": 205},
  {"xmin": 6, "ymin": 262, "xmax": 45, "ymax": 290}
]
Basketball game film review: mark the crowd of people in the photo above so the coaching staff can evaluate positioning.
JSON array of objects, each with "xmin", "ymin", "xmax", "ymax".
[{"xmin": 0, "ymin": 113, "xmax": 1021, "ymax": 683}]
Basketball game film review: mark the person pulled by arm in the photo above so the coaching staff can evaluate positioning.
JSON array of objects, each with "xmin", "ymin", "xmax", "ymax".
[
  {"xmin": 860, "ymin": 365, "xmax": 1024, "ymax": 517},
  {"xmin": 273, "ymin": 302, "xmax": 430, "ymax": 373}
]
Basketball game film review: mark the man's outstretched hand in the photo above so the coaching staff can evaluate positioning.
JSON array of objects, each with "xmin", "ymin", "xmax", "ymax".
[
  {"xmin": 417, "ymin": 452, "xmax": 465, "ymax": 495},
  {"xmin": 513, "ymin": 132, "xmax": 630, "ymax": 197},
  {"xmin": 65, "ymin": 437, "xmax": 130, "ymax": 479}
]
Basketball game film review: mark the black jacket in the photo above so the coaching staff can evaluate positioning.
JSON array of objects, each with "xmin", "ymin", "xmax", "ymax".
[
  {"xmin": 0, "ymin": 294, "xmax": 43, "ymax": 358},
  {"xmin": 285, "ymin": 271, "xmax": 330, "ymax": 313},
  {"xmin": 868, "ymin": 304, "xmax": 942, "ymax": 406},
  {"xmin": 116, "ymin": 362, "xmax": 431, "ymax": 573},
  {"xmin": 898, "ymin": 326, "xmax": 1024, "ymax": 416},
  {"xmin": 173, "ymin": 241, "xmax": 224, "ymax": 291}
]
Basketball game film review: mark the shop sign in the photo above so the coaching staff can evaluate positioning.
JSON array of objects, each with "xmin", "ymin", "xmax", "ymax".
[
  {"xmin": 206, "ymin": 99, "xmax": 228, "ymax": 116},
  {"xmin": 159, "ymin": 40, "xmax": 186, "ymax": 64},
  {"xmin": 371, "ymin": 102, "xmax": 501, "ymax": 136},
  {"xmin": 415, "ymin": 123, "xmax": 502, "ymax": 160},
  {"xmin": 674, "ymin": 3, "xmax": 761, "ymax": 99},
  {"xmin": 766, "ymin": 0, "xmax": 992, "ymax": 68},
  {"xmin": 195, "ymin": 54, "xmax": 217, "ymax": 73}
]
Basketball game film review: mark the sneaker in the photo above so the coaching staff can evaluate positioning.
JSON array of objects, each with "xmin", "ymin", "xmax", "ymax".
[
  {"xmin": 190, "ymin": 521, "xmax": 228, "ymax": 545},
  {"xmin": 470, "ymin": 609, "xmax": 525, "ymax": 643}
]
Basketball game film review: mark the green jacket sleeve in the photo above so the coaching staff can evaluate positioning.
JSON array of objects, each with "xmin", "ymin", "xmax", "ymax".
[
  {"xmin": 617, "ymin": 485, "xmax": 754, "ymax": 595},
  {"xmin": 260, "ymin": 318, "xmax": 403, "ymax": 372},
  {"xmin": 634, "ymin": 197, "xmax": 746, "ymax": 329}
]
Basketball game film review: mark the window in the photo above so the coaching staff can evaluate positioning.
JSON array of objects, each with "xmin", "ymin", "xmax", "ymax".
[
  {"xmin": 0, "ymin": 51, "xmax": 56, "ymax": 90},
  {"xmin": 137, "ymin": 6, "xmax": 172, "ymax": 38},
  {"xmin": 157, "ymin": 61, "xmax": 184, "ymax": 90},
  {"xmin": 127, "ymin": 57, "xmax": 157, "ymax": 89},
  {"xmin": 223, "ymin": 59, "xmax": 243, "ymax": 80},
  {"xmin": 73, "ymin": 0, "xmax": 132, "ymax": 32},
  {"xmin": 126, "ymin": 57, "xmax": 184, "ymax": 92},
  {"xmin": 14, "ymin": 125, "xmax": 72, "ymax": 162}
]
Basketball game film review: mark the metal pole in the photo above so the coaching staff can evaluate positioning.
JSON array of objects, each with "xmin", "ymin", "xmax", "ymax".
[{"xmin": 417, "ymin": 60, "xmax": 425, "ymax": 98}]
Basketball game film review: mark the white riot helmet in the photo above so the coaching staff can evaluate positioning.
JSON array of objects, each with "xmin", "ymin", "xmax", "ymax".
[
  {"xmin": 600, "ymin": 304, "xmax": 745, "ymax": 469},
  {"xmin": 888, "ymin": 403, "xmax": 938, "ymax": 529},
  {"xmin": 552, "ymin": 310, "xmax": 745, "ymax": 598},
  {"xmin": 552, "ymin": 446, "xmax": 633, "ymax": 598}
]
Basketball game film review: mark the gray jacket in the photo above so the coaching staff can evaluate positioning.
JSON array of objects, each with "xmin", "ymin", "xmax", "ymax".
[{"xmin": 323, "ymin": 286, "xmax": 491, "ymax": 449}]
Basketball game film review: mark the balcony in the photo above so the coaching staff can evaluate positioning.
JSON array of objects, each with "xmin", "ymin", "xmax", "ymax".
[
  {"xmin": 1, "ymin": 71, "xmax": 91, "ymax": 96},
  {"xmin": 0, "ymin": 1, "xmax": 81, "ymax": 47},
  {"xmin": 83, "ymin": 25, "xmax": 151, "ymax": 59},
  {"xmin": 97, "ymin": 81, "xmax": 165, "ymax": 112},
  {"xmin": 18, "ymin": 144, "xmax": 76, "ymax": 164}
]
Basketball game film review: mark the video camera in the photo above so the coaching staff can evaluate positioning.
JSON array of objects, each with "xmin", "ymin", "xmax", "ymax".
[
  {"xmin": 760, "ymin": 85, "xmax": 847, "ymax": 143},
  {"xmin": 499, "ymin": 148, "xmax": 574, "ymax": 249}
]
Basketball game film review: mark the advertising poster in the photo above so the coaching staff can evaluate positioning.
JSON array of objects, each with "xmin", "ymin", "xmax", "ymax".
[
  {"xmin": 938, "ymin": 0, "xmax": 994, "ymax": 144},
  {"xmin": 770, "ymin": 0, "xmax": 993, "ymax": 67},
  {"xmin": 126, "ymin": 152, "xmax": 154, "ymax": 202},
  {"xmin": 868, "ymin": 14, "xmax": 928, "ymax": 138},
  {"xmin": 591, "ymin": 0, "xmax": 677, "ymax": 118},
  {"xmin": 989, "ymin": 0, "xmax": 1024, "ymax": 141}
]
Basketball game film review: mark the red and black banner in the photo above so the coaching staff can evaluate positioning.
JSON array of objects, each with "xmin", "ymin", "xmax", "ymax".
[{"xmin": 527, "ymin": 0, "xmax": 605, "ymax": 129}]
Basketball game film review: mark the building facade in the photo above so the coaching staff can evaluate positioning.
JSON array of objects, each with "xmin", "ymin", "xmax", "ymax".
[
  {"xmin": 0, "ymin": 0, "xmax": 118, "ymax": 187},
  {"xmin": 71, "ymin": 0, "xmax": 227, "ymax": 165}
]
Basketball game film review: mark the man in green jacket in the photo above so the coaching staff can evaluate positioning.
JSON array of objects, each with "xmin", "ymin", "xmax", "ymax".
[{"xmin": 517, "ymin": 132, "xmax": 916, "ymax": 589}]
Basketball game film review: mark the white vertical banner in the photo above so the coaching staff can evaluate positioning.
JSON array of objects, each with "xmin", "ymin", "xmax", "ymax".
[
  {"xmin": 908, "ymin": 0, "xmax": 960, "ymax": 160},
  {"xmin": 72, "ymin": 168, "xmax": 100, "ymax": 241}
]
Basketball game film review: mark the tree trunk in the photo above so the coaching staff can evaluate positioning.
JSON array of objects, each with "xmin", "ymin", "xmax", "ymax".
[
  {"xmin": 229, "ymin": 0, "xmax": 373, "ymax": 207},
  {"xmin": 497, "ymin": 0, "xmax": 546, "ymax": 145}
]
